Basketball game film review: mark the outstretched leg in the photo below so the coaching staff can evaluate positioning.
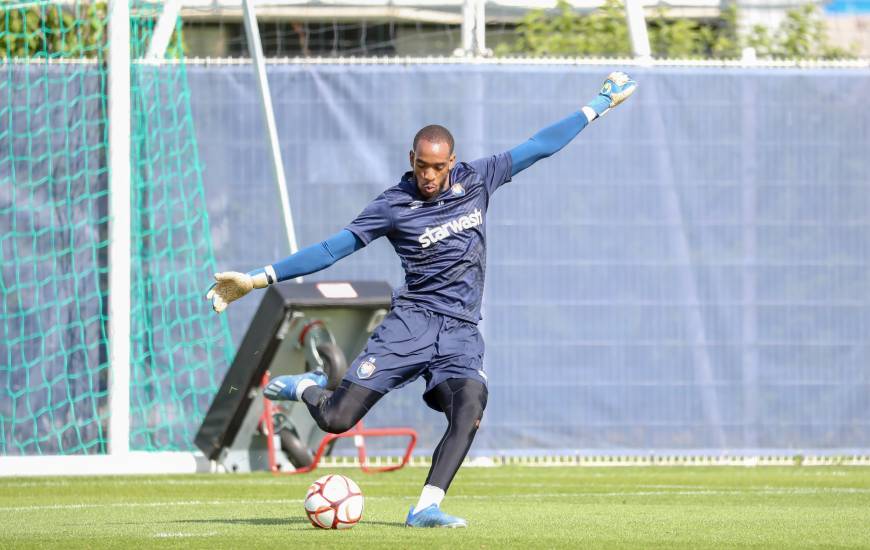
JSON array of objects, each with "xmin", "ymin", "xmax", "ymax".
[
  {"xmin": 301, "ymin": 379, "xmax": 384, "ymax": 434},
  {"xmin": 406, "ymin": 377, "xmax": 488, "ymax": 528},
  {"xmin": 265, "ymin": 372, "xmax": 383, "ymax": 434}
]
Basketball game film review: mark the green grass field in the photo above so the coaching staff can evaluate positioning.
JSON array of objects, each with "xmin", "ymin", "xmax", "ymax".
[{"xmin": 2, "ymin": 466, "xmax": 869, "ymax": 549}]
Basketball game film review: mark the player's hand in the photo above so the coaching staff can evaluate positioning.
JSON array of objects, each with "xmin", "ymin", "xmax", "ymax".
[
  {"xmin": 206, "ymin": 271, "xmax": 257, "ymax": 313},
  {"xmin": 586, "ymin": 71, "xmax": 638, "ymax": 118}
]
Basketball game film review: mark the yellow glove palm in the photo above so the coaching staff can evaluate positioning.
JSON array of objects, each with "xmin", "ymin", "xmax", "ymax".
[
  {"xmin": 600, "ymin": 71, "xmax": 637, "ymax": 108},
  {"xmin": 585, "ymin": 71, "xmax": 638, "ymax": 118},
  {"xmin": 206, "ymin": 271, "xmax": 267, "ymax": 313}
]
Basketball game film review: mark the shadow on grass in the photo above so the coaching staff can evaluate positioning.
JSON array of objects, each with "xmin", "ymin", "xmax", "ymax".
[{"xmin": 172, "ymin": 517, "xmax": 406, "ymax": 529}]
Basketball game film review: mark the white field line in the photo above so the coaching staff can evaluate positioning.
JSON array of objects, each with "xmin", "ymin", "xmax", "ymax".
[
  {"xmin": 153, "ymin": 532, "xmax": 218, "ymax": 538},
  {"xmin": 1, "ymin": 476, "xmax": 595, "ymax": 489},
  {"xmin": 1, "ymin": 498, "xmax": 301, "ymax": 513},
  {"xmin": 3, "ymin": 487, "xmax": 869, "ymax": 513},
  {"xmin": 1, "ymin": 475, "xmax": 865, "ymax": 490},
  {"xmin": 0, "ymin": 478, "xmax": 421, "ymax": 489},
  {"xmin": 451, "ymin": 487, "xmax": 870, "ymax": 497}
]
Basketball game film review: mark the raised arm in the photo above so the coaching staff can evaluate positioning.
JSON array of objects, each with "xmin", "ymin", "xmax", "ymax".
[
  {"xmin": 206, "ymin": 229, "xmax": 363, "ymax": 313},
  {"xmin": 509, "ymin": 71, "xmax": 637, "ymax": 176}
]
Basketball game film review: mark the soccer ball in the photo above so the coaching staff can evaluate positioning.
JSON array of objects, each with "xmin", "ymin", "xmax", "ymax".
[{"xmin": 303, "ymin": 474, "xmax": 364, "ymax": 529}]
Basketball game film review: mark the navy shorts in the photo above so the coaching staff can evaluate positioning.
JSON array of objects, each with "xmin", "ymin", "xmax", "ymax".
[{"xmin": 344, "ymin": 303, "xmax": 487, "ymax": 410}]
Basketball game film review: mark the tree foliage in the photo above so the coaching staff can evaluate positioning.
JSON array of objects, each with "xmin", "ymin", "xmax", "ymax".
[
  {"xmin": 647, "ymin": 3, "xmax": 741, "ymax": 59},
  {"xmin": 1, "ymin": 3, "xmax": 185, "ymax": 59},
  {"xmin": 750, "ymin": 3, "xmax": 857, "ymax": 59},
  {"xmin": 1, "ymin": 3, "xmax": 107, "ymax": 59},
  {"xmin": 495, "ymin": 0, "xmax": 630, "ymax": 57},
  {"xmin": 497, "ymin": 0, "xmax": 856, "ymax": 60}
]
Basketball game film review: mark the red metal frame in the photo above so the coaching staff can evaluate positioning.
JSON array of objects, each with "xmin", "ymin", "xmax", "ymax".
[{"xmin": 259, "ymin": 374, "xmax": 417, "ymax": 474}]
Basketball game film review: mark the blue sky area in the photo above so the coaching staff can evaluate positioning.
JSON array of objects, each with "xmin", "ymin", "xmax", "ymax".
[{"xmin": 825, "ymin": 0, "xmax": 870, "ymax": 13}]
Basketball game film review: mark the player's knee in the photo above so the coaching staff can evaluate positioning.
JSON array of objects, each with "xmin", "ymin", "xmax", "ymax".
[
  {"xmin": 451, "ymin": 381, "xmax": 488, "ymax": 432},
  {"xmin": 454, "ymin": 404, "xmax": 484, "ymax": 434},
  {"xmin": 315, "ymin": 409, "xmax": 356, "ymax": 434},
  {"xmin": 309, "ymin": 380, "xmax": 379, "ymax": 433}
]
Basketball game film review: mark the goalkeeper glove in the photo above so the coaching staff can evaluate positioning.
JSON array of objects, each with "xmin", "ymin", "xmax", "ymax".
[
  {"xmin": 206, "ymin": 268, "xmax": 273, "ymax": 313},
  {"xmin": 584, "ymin": 71, "xmax": 637, "ymax": 120}
]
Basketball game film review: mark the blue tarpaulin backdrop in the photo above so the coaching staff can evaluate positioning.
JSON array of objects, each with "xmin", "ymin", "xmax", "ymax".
[{"xmin": 187, "ymin": 64, "xmax": 870, "ymax": 456}]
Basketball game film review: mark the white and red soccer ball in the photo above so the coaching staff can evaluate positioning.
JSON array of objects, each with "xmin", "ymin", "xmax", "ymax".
[{"xmin": 303, "ymin": 474, "xmax": 364, "ymax": 529}]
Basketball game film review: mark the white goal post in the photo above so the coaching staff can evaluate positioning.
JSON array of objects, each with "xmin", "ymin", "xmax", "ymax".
[
  {"xmin": 0, "ymin": 0, "xmax": 300, "ymax": 477},
  {"xmin": 0, "ymin": 0, "xmax": 211, "ymax": 478}
]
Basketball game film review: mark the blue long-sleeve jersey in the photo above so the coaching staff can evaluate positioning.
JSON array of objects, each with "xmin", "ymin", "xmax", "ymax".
[{"xmin": 263, "ymin": 110, "xmax": 591, "ymax": 310}]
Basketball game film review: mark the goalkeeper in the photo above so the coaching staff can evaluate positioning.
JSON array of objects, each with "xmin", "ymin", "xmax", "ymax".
[{"xmin": 208, "ymin": 72, "xmax": 637, "ymax": 528}]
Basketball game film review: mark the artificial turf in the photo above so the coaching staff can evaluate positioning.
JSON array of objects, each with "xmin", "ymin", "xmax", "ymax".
[{"xmin": 2, "ymin": 466, "xmax": 869, "ymax": 549}]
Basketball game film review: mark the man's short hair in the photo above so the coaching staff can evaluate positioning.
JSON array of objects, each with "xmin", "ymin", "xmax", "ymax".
[{"xmin": 413, "ymin": 125, "xmax": 455, "ymax": 154}]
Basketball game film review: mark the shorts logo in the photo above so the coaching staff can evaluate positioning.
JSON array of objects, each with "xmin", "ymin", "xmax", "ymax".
[
  {"xmin": 357, "ymin": 356, "xmax": 376, "ymax": 379},
  {"xmin": 451, "ymin": 183, "xmax": 465, "ymax": 196}
]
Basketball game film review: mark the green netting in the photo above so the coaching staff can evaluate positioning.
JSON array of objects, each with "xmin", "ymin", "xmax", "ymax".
[
  {"xmin": 127, "ymin": 3, "xmax": 234, "ymax": 451},
  {"xmin": 0, "ymin": 1, "xmax": 233, "ymax": 455}
]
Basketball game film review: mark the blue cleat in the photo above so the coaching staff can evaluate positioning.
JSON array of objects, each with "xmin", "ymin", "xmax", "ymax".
[
  {"xmin": 263, "ymin": 371, "xmax": 327, "ymax": 401},
  {"xmin": 405, "ymin": 504, "xmax": 467, "ymax": 528}
]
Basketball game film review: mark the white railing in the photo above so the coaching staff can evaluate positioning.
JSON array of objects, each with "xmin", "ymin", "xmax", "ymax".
[{"xmin": 173, "ymin": 55, "xmax": 870, "ymax": 68}]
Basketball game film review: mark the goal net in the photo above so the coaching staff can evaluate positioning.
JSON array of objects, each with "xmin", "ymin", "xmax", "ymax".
[{"xmin": 0, "ymin": 1, "xmax": 233, "ymax": 458}]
